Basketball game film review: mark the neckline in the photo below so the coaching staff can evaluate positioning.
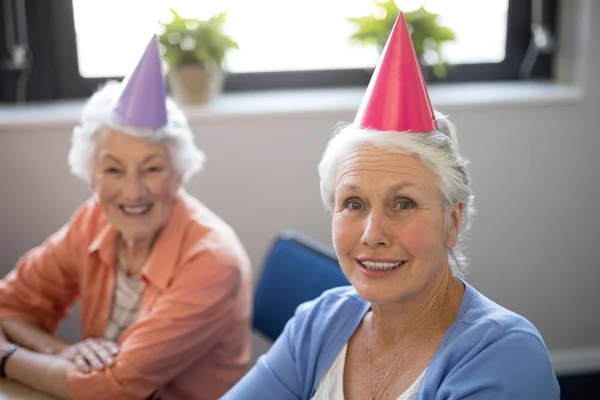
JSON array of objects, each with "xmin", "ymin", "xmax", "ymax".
[
  {"xmin": 328, "ymin": 343, "xmax": 429, "ymax": 400},
  {"xmin": 318, "ymin": 279, "xmax": 474, "ymax": 395}
]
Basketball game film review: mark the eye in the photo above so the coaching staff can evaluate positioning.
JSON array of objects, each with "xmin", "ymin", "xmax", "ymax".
[
  {"xmin": 146, "ymin": 166, "xmax": 164, "ymax": 173},
  {"xmin": 395, "ymin": 199, "xmax": 415, "ymax": 210},
  {"xmin": 343, "ymin": 199, "xmax": 363, "ymax": 211},
  {"xmin": 104, "ymin": 167, "xmax": 121, "ymax": 175}
]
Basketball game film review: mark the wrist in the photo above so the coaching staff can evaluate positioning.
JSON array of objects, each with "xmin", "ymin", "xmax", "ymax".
[
  {"xmin": 47, "ymin": 342, "xmax": 69, "ymax": 355},
  {"xmin": 26, "ymin": 337, "xmax": 69, "ymax": 355},
  {"xmin": 0, "ymin": 341, "xmax": 10, "ymax": 353},
  {"xmin": 0, "ymin": 344, "xmax": 20, "ymax": 379}
]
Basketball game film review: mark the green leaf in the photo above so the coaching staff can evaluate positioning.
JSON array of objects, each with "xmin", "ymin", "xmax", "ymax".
[
  {"xmin": 158, "ymin": 9, "xmax": 238, "ymax": 70},
  {"xmin": 347, "ymin": 1, "xmax": 456, "ymax": 77}
]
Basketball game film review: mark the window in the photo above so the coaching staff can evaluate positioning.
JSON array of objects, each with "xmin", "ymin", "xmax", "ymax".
[
  {"xmin": 72, "ymin": 0, "xmax": 509, "ymax": 78},
  {"xmin": 0, "ymin": 0, "xmax": 558, "ymax": 101}
]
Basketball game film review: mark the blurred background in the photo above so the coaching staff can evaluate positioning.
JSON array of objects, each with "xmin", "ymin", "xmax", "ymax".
[
  {"xmin": 0, "ymin": 0, "xmax": 598, "ymax": 398},
  {"xmin": 0, "ymin": 0, "xmax": 558, "ymax": 102}
]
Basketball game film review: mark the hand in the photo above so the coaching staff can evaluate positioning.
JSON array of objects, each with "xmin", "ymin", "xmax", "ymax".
[{"xmin": 58, "ymin": 338, "xmax": 119, "ymax": 374}]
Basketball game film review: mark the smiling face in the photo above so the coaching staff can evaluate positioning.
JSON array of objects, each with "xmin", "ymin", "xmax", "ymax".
[
  {"xmin": 91, "ymin": 128, "xmax": 182, "ymax": 242},
  {"xmin": 332, "ymin": 145, "xmax": 462, "ymax": 305}
]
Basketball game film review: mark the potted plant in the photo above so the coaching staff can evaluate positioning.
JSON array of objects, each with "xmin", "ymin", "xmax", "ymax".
[
  {"xmin": 159, "ymin": 9, "xmax": 239, "ymax": 105},
  {"xmin": 348, "ymin": 0, "xmax": 456, "ymax": 78}
]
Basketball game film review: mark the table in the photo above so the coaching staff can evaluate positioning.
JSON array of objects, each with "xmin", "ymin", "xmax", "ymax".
[{"xmin": 0, "ymin": 380, "xmax": 58, "ymax": 399}]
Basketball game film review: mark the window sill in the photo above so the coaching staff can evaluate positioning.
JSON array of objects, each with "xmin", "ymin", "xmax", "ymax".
[{"xmin": 0, "ymin": 81, "xmax": 584, "ymax": 130}]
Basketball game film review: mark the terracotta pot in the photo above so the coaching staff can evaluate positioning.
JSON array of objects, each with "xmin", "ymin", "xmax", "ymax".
[{"xmin": 167, "ymin": 65, "xmax": 226, "ymax": 105}]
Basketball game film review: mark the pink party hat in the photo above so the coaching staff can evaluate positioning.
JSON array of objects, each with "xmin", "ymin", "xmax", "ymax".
[{"xmin": 354, "ymin": 12, "xmax": 437, "ymax": 132}]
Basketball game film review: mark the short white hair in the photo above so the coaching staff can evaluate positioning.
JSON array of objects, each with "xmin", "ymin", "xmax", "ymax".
[
  {"xmin": 68, "ymin": 81, "xmax": 205, "ymax": 184},
  {"xmin": 318, "ymin": 111, "xmax": 475, "ymax": 276}
]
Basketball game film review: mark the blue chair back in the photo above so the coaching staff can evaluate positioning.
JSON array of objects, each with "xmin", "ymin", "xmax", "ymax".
[{"xmin": 253, "ymin": 230, "xmax": 349, "ymax": 342}]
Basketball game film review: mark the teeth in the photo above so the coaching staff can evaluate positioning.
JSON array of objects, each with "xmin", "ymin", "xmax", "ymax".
[
  {"xmin": 361, "ymin": 261, "xmax": 402, "ymax": 270},
  {"xmin": 122, "ymin": 205, "xmax": 150, "ymax": 215}
]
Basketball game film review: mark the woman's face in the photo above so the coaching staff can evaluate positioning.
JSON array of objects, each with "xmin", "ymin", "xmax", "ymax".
[
  {"xmin": 332, "ymin": 145, "xmax": 462, "ymax": 305},
  {"xmin": 92, "ymin": 128, "xmax": 182, "ymax": 243}
]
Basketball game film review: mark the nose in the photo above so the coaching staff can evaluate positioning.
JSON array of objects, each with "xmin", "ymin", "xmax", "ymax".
[
  {"xmin": 122, "ymin": 174, "xmax": 146, "ymax": 201},
  {"xmin": 360, "ymin": 210, "xmax": 390, "ymax": 248}
]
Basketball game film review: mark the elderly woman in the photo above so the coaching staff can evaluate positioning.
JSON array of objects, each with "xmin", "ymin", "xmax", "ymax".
[
  {"xmin": 221, "ymin": 14, "xmax": 559, "ymax": 400},
  {"xmin": 0, "ymin": 36, "xmax": 252, "ymax": 400}
]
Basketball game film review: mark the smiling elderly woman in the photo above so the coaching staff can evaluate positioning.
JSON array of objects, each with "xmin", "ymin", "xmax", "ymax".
[
  {"xmin": 0, "ymin": 37, "xmax": 252, "ymax": 400},
  {"xmin": 221, "ymin": 14, "xmax": 559, "ymax": 400}
]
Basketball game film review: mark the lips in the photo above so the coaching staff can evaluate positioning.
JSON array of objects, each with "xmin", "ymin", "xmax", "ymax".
[
  {"xmin": 118, "ymin": 204, "xmax": 152, "ymax": 216},
  {"xmin": 357, "ymin": 258, "xmax": 407, "ymax": 271}
]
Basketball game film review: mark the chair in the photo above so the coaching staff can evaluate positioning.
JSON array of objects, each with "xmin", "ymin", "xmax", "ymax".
[{"xmin": 252, "ymin": 230, "xmax": 349, "ymax": 342}]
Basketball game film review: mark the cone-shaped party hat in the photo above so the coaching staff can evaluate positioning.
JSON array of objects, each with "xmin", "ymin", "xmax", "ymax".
[
  {"xmin": 354, "ymin": 12, "xmax": 437, "ymax": 132},
  {"xmin": 113, "ymin": 35, "xmax": 168, "ymax": 128}
]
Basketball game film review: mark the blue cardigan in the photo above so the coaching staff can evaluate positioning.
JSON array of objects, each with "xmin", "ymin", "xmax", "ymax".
[{"xmin": 221, "ymin": 281, "xmax": 560, "ymax": 399}]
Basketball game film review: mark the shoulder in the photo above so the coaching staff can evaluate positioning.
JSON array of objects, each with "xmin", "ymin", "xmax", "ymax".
[
  {"xmin": 288, "ymin": 286, "xmax": 367, "ymax": 343},
  {"xmin": 453, "ymin": 281, "xmax": 547, "ymax": 347},
  {"xmin": 174, "ymin": 191, "xmax": 251, "ymax": 278},
  {"xmin": 70, "ymin": 198, "xmax": 106, "ymax": 226},
  {"xmin": 47, "ymin": 198, "xmax": 108, "ymax": 247},
  {"xmin": 296, "ymin": 286, "xmax": 366, "ymax": 315},
  {"xmin": 180, "ymin": 191, "xmax": 245, "ymax": 251},
  {"xmin": 432, "ymin": 281, "xmax": 559, "ymax": 398}
]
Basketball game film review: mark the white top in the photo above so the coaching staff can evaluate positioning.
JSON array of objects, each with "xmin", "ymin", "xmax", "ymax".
[
  {"xmin": 103, "ymin": 253, "xmax": 145, "ymax": 342},
  {"xmin": 311, "ymin": 344, "xmax": 427, "ymax": 400}
]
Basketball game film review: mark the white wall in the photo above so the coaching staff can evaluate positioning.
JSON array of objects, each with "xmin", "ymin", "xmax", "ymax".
[{"xmin": 0, "ymin": 0, "xmax": 598, "ymax": 374}]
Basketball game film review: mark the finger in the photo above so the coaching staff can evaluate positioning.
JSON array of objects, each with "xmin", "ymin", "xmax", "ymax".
[
  {"xmin": 73, "ymin": 354, "xmax": 91, "ymax": 374},
  {"xmin": 88, "ymin": 340, "xmax": 115, "ymax": 366},
  {"xmin": 100, "ymin": 340, "xmax": 119, "ymax": 355},
  {"xmin": 78, "ymin": 343, "xmax": 105, "ymax": 370},
  {"xmin": 67, "ymin": 350, "xmax": 77, "ymax": 361}
]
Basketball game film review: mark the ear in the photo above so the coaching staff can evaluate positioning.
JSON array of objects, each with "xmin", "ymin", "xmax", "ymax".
[
  {"xmin": 171, "ymin": 171, "xmax": 184, "ymax": 196},
  {"xmin": 445, "ymin": 202, "xmax": 464, "ymax": 249},
  {"xmin": 89, "ymin": 177, "xmax": 99, "ymax": 203}
]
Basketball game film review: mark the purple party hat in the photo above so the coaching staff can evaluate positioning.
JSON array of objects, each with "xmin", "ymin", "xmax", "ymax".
[{"xmin": 113, "ymin": 35, "xmax": 168, "ymax": 128}]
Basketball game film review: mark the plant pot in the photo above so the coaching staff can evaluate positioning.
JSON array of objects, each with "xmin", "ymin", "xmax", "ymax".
[{"xmin": 167, "ymin": 65, "xmax": 226, "ymax": 105}]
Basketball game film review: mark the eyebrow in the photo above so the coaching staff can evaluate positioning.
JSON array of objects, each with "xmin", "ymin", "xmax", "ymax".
[
  {"xmin": 337, "ymin": 183, "xmax": 360, "ymax": 194},
  {"xmin": 102, "ymin": 153, "xmax": 164, "ymax": 164},
  {"xmin": 141, "ymin": 153, "xmax": 164, "ymax": 163},
  {"xmin": 102, "ymin": 154, "xmax": 123, "ymax": 164}
]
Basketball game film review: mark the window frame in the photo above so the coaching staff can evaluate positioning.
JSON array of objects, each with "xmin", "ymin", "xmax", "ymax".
[{"xmin": 5, "ymin": 0, "xmax": 559, "ymax": 101}]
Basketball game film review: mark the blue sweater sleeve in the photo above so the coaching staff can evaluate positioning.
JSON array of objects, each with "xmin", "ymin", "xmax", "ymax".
[
  {"xmin": 437, "ymin": 330, "xmax": 560, "ymax": 399},
  {"xmin": 219, "ymin": 286, "xmax": 365, "ymax": 400},
  {"xmin": 219, "ymin": 306, "xmax": 305, "ymax": 400}
]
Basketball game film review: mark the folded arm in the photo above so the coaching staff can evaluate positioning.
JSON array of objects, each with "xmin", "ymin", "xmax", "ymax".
[
  {"xmin": 0, "ymin": 224, "xmax": 80, "ymax": 347},
  {"xmin": 0, "ymin": 218, "xmax": 83, "ymax": 398},
  {"xmin": 1, "ymin": 341, "xmax": 73, "ymax": 400},
  {"xmin": 0, "ymin": 319, "xmax": 70, "ymax": 355},
  {"xmin": 64, "ymin": 252, "xmax": 243, "ymax": 400}
]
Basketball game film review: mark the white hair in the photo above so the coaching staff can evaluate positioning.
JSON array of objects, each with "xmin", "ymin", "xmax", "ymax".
[
  {"xmin": 68, "ymin": 80, "xmax": 205, "ymax": 184},
  {"xmin": 318, "ymin": 111, "xmax": 475, "ymax": 276}
]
